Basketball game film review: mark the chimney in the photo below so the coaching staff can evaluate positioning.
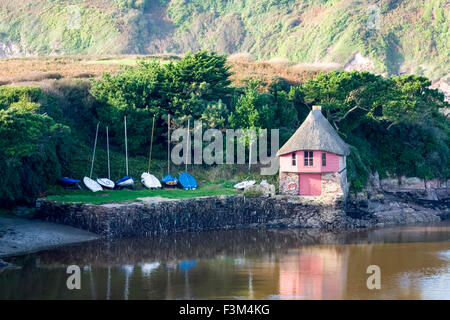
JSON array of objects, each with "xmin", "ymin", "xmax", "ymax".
[{"xmin": 313, "ymin": 105, "xmax": 322, "ymax": 111}]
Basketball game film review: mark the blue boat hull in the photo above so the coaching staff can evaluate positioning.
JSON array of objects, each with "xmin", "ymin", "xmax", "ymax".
[
  {"xmin": 59, "ymin": 177, "xmax": 81, "ymax": 188},
  {"xmin": 179, "ymin": 172, "xmax": 197, "ymax": 190},
  {"xmin": 115, "ymin": 176, "xmax": 134, "ymax": 187},
  {"xmin": 162, "ymin": 175, "xmax": 178, "ymax": 186}
]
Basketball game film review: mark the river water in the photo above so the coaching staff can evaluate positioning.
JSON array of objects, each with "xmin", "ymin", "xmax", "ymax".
[{"xmin": 1, "ymin": 222, "xmax": 450, "ymax": 300}]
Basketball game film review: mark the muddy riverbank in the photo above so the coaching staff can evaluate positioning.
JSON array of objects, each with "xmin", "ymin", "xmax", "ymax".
[{"xmin": 0, "ymin": 216, "xmax": 99, "ymax": 259}]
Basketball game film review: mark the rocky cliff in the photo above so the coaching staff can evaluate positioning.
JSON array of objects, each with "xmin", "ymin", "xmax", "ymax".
[{"xmin": 346, "ymin": 173, "xmax": 450, "ymax": 226}]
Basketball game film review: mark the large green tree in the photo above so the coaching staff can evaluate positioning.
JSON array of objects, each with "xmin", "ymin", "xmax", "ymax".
[
  {"xmin": 90, "ymin": 51, "xmax": 233, "ymax": 155},
  {"xmin": 301, "ymin": 71, "xmax": 450, "ymax": 188},
  {"xmin": 0, "ymin": 104, "xmax": 71, "ymax": 206}
]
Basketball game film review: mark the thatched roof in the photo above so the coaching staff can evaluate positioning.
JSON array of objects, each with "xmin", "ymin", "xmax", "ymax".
[{"xmin": 277, "ymin": 108, "xmax": 350, "ymax": 156}]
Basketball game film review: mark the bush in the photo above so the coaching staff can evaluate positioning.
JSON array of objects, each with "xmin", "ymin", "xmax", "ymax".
[
  {"xmin": 243, "ymin": 189, "xmax": 263, "ymax": 198},
  {"xmin": 0, "ymin": 107, "xmax": 71, "ymax": 207}
]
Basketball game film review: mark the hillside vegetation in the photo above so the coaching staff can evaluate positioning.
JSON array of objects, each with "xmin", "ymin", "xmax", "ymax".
[
  {"xmin": 0, "ymin": 51, "xmax": 449, "ymax": 207},
  {"xmin": 0, "ymin": 0, "xmax": 448, "ymax": 83}
]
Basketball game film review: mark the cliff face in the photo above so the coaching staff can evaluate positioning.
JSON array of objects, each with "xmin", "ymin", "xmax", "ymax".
[{"xmin": 0, "ymin": 41, "xmax": 22, "ymax": 58}]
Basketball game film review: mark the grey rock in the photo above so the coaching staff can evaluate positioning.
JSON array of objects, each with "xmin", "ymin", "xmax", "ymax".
[{"xmin": 244, "ymin": 183, "xmax": 276, "ymax": 197}]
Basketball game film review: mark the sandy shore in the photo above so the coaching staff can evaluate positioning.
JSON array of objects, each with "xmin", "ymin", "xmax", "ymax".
[{"xmin": 0, "ymin": 216, "xmax": 99, "ymax": 259}]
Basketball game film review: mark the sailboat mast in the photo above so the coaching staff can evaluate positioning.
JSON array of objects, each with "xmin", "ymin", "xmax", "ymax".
[
  {"xmin": 147, "ymin": 116, "xmax": 155, "ymax": 173},
  {"xmin": 124, "ymin": 116, "xmax": 128, "ymax": 176},
  {"xmin": 248, "ymin": 133, "xmax": 252, "ymax": 178},
  {"xmin": 107, "ymin": 126, "xmax": 110, "ymax": 180},
  {"xmin": 186, "ymin": 118, "xmax": 190, "ymax": 173},
  {"xmin": 167, "ymin": 114, "xmax": 170, "ymax": 175},
  {"xmin": 90, "ymin": 122, "xmax": 100, "ymax": 179}
]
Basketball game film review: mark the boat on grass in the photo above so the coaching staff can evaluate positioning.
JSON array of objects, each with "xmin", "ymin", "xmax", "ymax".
[
  {"xmin": 141, "ymin": 116, "xmax": 162, "ymax": 189},
  {"xmin": 59, "ymin": 177, "xmax": 81, "ymax": 189},
  {"xmin": 178, "ymin": 118, "xmax": 197, "ymax": 190},
  {"xmin": 84, "ymin": 122, "xmax": 103, "ymax": 192},
  {"xmin": 234, "ymin": 131, "xmax": 256, "ymax": 190},
  {"xmin": 179, "ymin": 172, "xmax": 197, "ymax": 190},
  {"xmin": 234, "ymin": 180, "xmax": 256, "ymax": 190},
  {"xmin": 97, "ymin": 178, "xmax": 115, "ymax": 189},
  {"xmin": 163, "ymin": 114, "xmax": 178, "ymax": 188},
  {"xmin": 97, "ymin": 126, "xmax": 115, "ymax": 190},
  {"xmin": 141, "ymin": 172, "xmax": 162, "ymax": 189},
  {"xmin": 83, "ymin": 177, "xmax": 103, "ymax": 192},
  {"xmin": 116, "ymin": 176, "xmax": 134, "ymax": 187},
  {"xmin": 162, "ymin": 174, "xmax": 178, "ymax": 186},
  {"xmin": 116, "ymin": 116, "xmax": 134, "ymax": 188}
]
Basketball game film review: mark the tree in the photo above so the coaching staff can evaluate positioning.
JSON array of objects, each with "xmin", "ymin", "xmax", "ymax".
[
  {"xmin": 90, "ymin": 51, "xmax": 234, "ymax": 155},
  {"xmin": 0, "ymin": 106, "xmax": 71, "ymax": 206},
  {"xmin": 300, "ymin": 71, "xmax": 450, "ymax": 189},
  {"xmin": 167, "ymin": 50, "xmax": 233, "ymax": 118}
]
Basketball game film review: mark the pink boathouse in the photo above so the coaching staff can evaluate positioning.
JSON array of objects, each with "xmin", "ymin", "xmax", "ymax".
[{"xmin": 277, "ymin": 106, "xmax": 350, "ymax": 198}]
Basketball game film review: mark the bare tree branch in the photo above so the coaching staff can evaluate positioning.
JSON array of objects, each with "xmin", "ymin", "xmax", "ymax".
[
  {"xmin": 386, "ymin": 122, "xmax": 397, "ymax": 130},
  {"xmin": 334, "ymin": 105, "xmax": 368, "ymax": 122}
]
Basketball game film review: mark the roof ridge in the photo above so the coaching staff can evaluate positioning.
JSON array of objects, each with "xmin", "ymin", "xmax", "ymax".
[{"xmin": 276, "ymin": 109, "xmax": 350, "ymax": 156}]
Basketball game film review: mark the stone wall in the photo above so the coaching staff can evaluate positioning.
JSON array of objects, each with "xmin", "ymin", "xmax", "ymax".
[
  {"xmin": 36, "ymin": 195, "xmax": 351, "ymax": 238},
  {"xmin": 279, "ymin": 170, "xmax": 349, "ymax": 203},
  {"xmin": 35, "ymin": 191, "xmax": 449, "ymax": 238},
  {"xmin": 320, "ymin": 172, "xmax": 346, "ymax": 202},
  {"xmin": 279, "ymin": 171, "xmax": 299, "ymax": 195}
]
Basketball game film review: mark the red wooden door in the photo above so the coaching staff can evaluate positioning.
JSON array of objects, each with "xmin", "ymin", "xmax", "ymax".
[{"xmin": 299, "ymin": 173, "xmax": 322, "ymax": 196}]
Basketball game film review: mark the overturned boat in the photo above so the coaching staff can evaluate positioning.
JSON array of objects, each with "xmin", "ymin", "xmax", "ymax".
[{"xmin": 116, "ymin": 116, "xmax": 134, "ymax": 188}]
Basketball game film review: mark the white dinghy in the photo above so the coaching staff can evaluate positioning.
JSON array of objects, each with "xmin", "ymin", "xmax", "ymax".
[
  {"xmin": 97, "ymin": 178, "xmax": 115, "ymax": 189},
  {"xmin": 141, "ymin": 172, "xmax": 162, "ymax": 189},
  {"xmin": 115, "ymin": 116, "xmax": 135, "ymax": 188},
  {"xmin": 84, "ymin": 177, "xmax": 103, "ymax": 192},
  {"xmin": 234, "ymin": 131, "xmax": 256, "ymax": 190},
  {"xmin": 97, "ymin": 126, "xmax": 115, "ymax": 190},
  {"xmin": 84, "ymin": 122, "xmax": 103, "ymax": 192},
  {"xmin": 141, "ymin": 116, "xmax": 162, "ymax": 189}
]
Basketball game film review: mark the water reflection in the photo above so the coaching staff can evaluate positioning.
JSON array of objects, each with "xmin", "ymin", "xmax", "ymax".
[
  {"xmin": 278, "ymin": 246, "xmax": 348, "ymax": 299},
  {"xmin": 1, "ymin": 222, "xmax": 449, "ymax": 300}
]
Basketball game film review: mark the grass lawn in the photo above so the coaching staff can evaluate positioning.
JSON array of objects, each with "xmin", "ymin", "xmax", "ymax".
[
  {"xmin": 46, "ymin": 184, "xmax": 239, "ymax": 205},
  {"xmin": 0, "ymin": 209, "xmax": 14, "ymax": 219}
]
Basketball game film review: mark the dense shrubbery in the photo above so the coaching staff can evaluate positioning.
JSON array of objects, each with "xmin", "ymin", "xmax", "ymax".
[
  {"xmin": 0, "ymin": 90, "xmax": 71, "ymax": 206},
  {"xmin": 90, "ymin": 51, "xmax": 301, "ymax": 156},
  {"xmin": 301, "ymin": 71, "xmax": 450, "ymax": 188},
  {"xmin": 90, "ymin": 52, "xmax": 450, "ymax": 190}
]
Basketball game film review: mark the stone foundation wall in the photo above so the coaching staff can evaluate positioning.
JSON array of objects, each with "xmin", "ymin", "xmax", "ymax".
[
  {"xmin": 35, "ymin": 191, "xmax": 449, "ymax": 239},
  {"xmin": 279, "ymin": 171, "xmax": 299, "ymax": 195},
  {"xmin": 321, "ymin": 172, "xmax": 346, "ymax": 202},
  {"xmin": 279, "ymin": 170, "xmax": 349, "ymax": 202}
]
